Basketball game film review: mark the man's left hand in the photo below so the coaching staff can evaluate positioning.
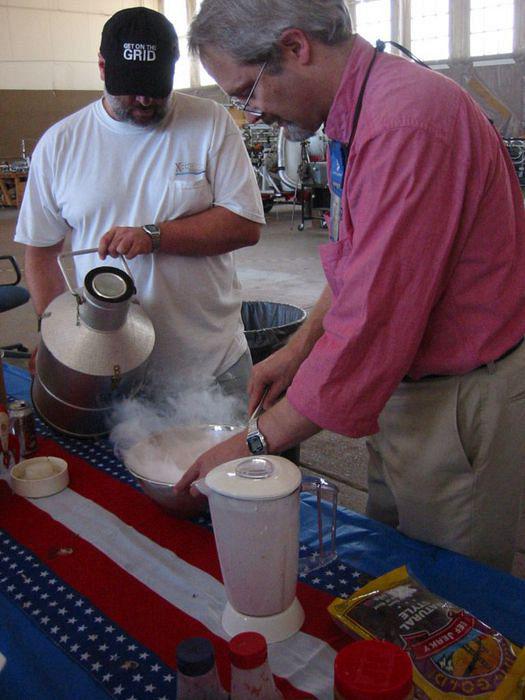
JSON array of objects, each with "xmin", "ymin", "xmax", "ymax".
[{"xmin": 99, "ymin": 226, "xmax": 153, "ymax": 260}]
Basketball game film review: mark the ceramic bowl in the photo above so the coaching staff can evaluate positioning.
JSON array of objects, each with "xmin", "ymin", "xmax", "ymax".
[{"xmin": 10, "ymin": 456, "xmax": 69, "ymax": 498}]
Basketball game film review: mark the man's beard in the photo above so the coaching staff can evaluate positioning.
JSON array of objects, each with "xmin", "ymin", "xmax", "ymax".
[
  {"xmin": 104, "ymin": 91, "xmax": 170, "ymax": 126},
  {"xmin": 263, "ymin": 115, "xmax": 317, "ymax": 142},
  {"xmin": 282, "ymin": 123, "xmax": 318, "ymax": 142}
]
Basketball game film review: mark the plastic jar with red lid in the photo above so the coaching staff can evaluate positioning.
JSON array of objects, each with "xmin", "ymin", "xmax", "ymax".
[
  {"xmin": 334, "ymin": 639, "xmax": 413, "ymax": 700},
  {"xmin": 229, "ymin": 631, "xmax": 283, "ymax": 699}
]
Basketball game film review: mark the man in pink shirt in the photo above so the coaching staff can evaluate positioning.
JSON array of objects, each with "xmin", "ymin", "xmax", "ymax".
[{"xmin": 176, "ymin": 0, "xmax": 525, "ymax": 572}]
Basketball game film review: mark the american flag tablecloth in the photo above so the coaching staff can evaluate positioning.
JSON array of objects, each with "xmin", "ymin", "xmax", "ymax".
[
  {"xmin": 2, "ymin": 364, "xmax": 525, "ymax": 699},
  {"xmin": 0, "ymin": 399, "xmax": 372, "ymax": 700}
]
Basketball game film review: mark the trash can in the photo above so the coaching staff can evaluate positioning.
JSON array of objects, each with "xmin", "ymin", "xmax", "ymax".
[
  {"xmin": 242, "ymin": 301, "xmax": 307, "ymax": 466},
  {"xmin": 241, "ymin": 300, "xmax": 307, "ymax": 364}
]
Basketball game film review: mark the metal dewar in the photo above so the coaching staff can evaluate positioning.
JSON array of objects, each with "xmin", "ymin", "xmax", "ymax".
[{"xmin": 32, "ymin": 249, "xmax": 155, "ymax": 438}]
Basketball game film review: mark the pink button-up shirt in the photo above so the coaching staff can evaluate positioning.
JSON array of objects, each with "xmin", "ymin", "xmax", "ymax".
[{"xmin": 287, "ymin": 35, "xmax": 525, "ymax": 437}]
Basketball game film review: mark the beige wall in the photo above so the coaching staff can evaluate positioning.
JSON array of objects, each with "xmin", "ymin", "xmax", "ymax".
[
  {"xmin": 0, "ymin": 1, "xmax": 160, "ymax": 91},
  {"xmin": 0, "ymin": 89, "xmax": 101, "ymax": 158},
  {"xmin": 0, "ymin": 0, "xmax": 165, "ymax": 157}
]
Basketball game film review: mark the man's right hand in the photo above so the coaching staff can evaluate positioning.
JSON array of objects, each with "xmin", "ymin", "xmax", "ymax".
[
  {"xmin": 247, "ymin": 286, "xmax": 332, "ymax": 414},
  {"xmin": 248, "ymin": 344, "xmax": 304, "ymax": 414},
  {"xmin": 98, "ymin": 226, "xmax": 153, "ymax": 260}
]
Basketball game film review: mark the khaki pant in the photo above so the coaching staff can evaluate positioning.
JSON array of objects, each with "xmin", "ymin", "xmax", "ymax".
[{"xmin": 366, "ymin": 339, "xmax": 525, "ymax": 572}]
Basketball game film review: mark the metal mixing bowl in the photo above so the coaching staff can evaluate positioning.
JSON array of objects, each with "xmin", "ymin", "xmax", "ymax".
[{"xmin": 121, "ymin": 424, "xmax": 242, "ymax": 517}]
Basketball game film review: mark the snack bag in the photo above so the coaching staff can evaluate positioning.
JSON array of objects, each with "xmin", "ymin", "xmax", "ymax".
[{"xmin": 328, "ymin": 566, "xmax": 525, "ymax": 699}]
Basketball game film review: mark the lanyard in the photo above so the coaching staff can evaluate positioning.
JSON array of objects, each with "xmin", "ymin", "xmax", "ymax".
[
  {"xmin": 328, "ymin": 40, "xmax": 431, "ymax": 242},
  {"xmin": 329, "ymin": 46, "xmax": 379, "ymax": 241}
]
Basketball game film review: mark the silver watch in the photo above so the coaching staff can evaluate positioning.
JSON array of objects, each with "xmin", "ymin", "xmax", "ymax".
[
  {"xmin": 246, "ymin": 416, "xmax": 268, "ymax": 455},
  {"xmin": 142, "ymin": 224, "xmax": 161, "ymax": 252}
]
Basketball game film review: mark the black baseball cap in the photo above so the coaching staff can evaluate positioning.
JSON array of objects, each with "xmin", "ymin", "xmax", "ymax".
[{"xmin": 100, "ymin": 7, "xmax": 179, "ymax": 98}]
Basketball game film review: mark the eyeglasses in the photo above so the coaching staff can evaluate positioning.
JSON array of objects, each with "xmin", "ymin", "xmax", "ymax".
[{"xmin": 229, "ymin": 61, "xmax": 267, "ymax": 117}]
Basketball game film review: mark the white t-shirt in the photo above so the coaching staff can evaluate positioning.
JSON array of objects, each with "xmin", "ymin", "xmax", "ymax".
[{"xmin": 15, "ymin": 94, "xmax": 265, "ymax": 380}]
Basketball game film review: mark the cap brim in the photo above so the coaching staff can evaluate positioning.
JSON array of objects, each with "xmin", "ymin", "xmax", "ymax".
[{"xmin": 104, "ymin": 62, "xmax": 174, "ymax": 98}]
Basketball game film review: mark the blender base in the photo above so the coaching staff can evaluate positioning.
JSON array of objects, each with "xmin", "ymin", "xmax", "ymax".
[{"xmin": 222, "ymin": 597, "xmax": 305, "ymax": 643}]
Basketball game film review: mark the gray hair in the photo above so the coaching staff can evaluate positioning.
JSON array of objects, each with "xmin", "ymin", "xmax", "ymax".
[{"xmin": 188, "ymin": 0, "xmax": 352, "ymax": 69}]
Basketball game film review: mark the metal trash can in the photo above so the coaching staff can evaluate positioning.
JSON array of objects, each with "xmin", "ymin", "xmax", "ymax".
[
  {"xmin": 241, "ymin": 300, "xmax": 307, "ymax": 364},
  {"xmin": 242, "ymin": 301, "xmax": 307, "ymax": 466}
]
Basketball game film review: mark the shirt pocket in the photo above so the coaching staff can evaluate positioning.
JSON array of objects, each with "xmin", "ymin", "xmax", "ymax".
[
  {"xmin": 319, "ymin": 237, "xmax": 352, "ymax": 298},
  {"xmin": 167, "ymin": 176, "xmax": 213, "ymax": 219}
]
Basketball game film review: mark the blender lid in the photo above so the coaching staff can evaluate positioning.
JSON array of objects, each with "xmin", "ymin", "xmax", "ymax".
[{"xmin": 205, "ymin": 455, "xmax": 301, "ymax": 500}]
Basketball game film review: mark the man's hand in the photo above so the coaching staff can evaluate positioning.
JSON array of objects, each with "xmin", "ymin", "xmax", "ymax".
[
  {"xmin": 248, "ymin": 344, "xmax": 303, "ymax": 414},
  {"xmin": 248, "ymin": 285, "xmax": 333, "ymax": 414},
  {"xmin": 174, "ymin": 430, "xmax": 250, "ymax": 497},
  {"xmin": 98, "ymin": 226, "xmax": 153, "ymax": 260},
  {"xmin": 174, "ymin": 399, "xmax": 321, "ymax": 501}
]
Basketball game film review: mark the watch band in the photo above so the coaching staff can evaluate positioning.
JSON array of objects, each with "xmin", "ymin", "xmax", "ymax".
[
  {"xmin": 246, "ymin": 416, "xmax": 268, "ymax": 455},
  {"xmin": 142, "ymin": 224, "xmax": 161, "ymax": 252}
]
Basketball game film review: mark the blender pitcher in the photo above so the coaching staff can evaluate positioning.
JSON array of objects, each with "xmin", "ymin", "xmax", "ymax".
[{"xmin": 197, "ymin": 455, "xmax": 338, "ymax": 643}]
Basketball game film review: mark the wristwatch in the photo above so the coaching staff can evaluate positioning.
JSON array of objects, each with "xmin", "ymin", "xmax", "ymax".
[
  {"xmin": 142, "ymin": 224, "xmax": 161, "ymax": 252},
  {"xmin": 246, "ymin": 416, "xmax": 268, "ymax": 455}
]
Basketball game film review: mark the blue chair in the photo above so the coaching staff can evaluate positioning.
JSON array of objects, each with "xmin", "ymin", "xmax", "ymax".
[{"xmin": 0, "ymin": 255, "xmax": 31, "ymax": 359}]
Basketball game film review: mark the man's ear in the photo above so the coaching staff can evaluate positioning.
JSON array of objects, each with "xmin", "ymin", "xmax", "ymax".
[
  {"xmin": 98, "ymin": 53, "xmax": 106, "ymax": 82},
  {"xmin": 277, "ymin": 28, "xmax": 312, "ymax": 65}
]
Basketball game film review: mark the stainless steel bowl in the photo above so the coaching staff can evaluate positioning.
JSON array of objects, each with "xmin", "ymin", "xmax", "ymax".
[{"xmin": 121, "ymin": 424, "xmax": 242, "ymax": 517}]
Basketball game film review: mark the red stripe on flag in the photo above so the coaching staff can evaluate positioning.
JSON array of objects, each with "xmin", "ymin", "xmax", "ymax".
[
  {"xmin": 36, "ymin": 437, "xmax": 344, "ymax": 648},
  {"xmin": 0, "ymin": 480, "xmax": 215, "ymax": 658},
  {"xmin": 0, "ymin": 479, "xmax": 317, "ymax": 698},
  {"xmin": 36, "ymin": 437, "xmax": 224, "ymax": 578}
]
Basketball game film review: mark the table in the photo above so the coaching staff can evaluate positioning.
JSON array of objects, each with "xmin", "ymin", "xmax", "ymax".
[
  {"xmin": 0, "ymin": 172, "xmax": 27, "ymax": 208},
  {"xmin": 2, "ymin": 363, "xmax": 525, "ymax": 699}
]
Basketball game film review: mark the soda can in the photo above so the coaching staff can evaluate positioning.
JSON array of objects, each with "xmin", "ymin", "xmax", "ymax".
[{"xmin": 8, "ymin": 400, "xmax": 37, "ymax": 458}]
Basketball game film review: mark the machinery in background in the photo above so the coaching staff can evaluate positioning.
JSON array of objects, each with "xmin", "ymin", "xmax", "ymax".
[
  {"xmin": 242, "ymin": 123, "xmax": 330, "ymax": 229},
  {"xmin": 241, "ymin": 123, "xmax": 288, "ymax": 213},
  {"xmin": 503, "ymin": 137, "xmax": 525, "ymax": 189},
  {"xmin": 0, "ymin": 139, "xmax": 32, "ymax": 208},
  {"xmin": 0, "ymin": 139, "xmax": 31, "ymax": 174},
  {"xmin": 277, "ymin": 127, "xmax": 330, "ymax": 230}
]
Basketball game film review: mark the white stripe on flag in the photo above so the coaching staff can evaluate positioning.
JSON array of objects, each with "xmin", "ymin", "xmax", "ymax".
[{"xmin": 33, "ymin": 488, "xmax": 335, "ymax": 699}]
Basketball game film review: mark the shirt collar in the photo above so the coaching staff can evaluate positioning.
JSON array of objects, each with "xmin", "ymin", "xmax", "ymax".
[{"xmin": 325, "ymin": 34, "xmax": 376, "ymax": 144}]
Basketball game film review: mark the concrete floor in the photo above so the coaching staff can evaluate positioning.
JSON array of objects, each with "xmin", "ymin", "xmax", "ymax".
[{"xmin": 1, "ymin": 204, "xmax": 523, "ymax": 577}]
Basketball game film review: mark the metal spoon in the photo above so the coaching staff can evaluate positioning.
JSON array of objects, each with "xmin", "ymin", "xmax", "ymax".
[{"xmin": 248, "ymin": 385, "xmax": 270, "ymax": 424}]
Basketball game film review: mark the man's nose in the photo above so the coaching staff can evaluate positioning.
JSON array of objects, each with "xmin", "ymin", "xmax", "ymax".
[{"xmin": 135, "ymin": 96, "xmax": 153, "ymax": 106}]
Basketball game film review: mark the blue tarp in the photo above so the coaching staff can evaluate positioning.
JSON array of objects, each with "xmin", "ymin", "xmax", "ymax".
[
  {"xmin": 0, "ymin": 593, "xmax": 108, "ymax": 700},
  {"xmin": 300, "ymin": 495, "xmax": 525, "ymax": 645}
]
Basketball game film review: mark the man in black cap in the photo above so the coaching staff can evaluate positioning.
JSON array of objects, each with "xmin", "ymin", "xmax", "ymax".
[
  {"xmin": 15, "ymin": 7, "xmax": 265, "ymax": 403},
  {"xmin": 101, "ymin": 7, "xmax": 178, "ymax": 103},
  {"xmin": 99, "ymin": 6, "xmax": 178, "ymax": 127}
]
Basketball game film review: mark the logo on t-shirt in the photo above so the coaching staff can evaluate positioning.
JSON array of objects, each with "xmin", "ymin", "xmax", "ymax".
[
  {"xmin": 174, "ymin": 161, "xmax": 205, "ymax": 176},
  {"xmin": 123, "ymin": 43, "xmax": 157, "ymax": 61}
]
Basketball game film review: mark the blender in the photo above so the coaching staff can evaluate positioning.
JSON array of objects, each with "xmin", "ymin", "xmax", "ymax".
[{"xmin": 197, "ymin": 455, "xmax": 338, "ymax": 643}]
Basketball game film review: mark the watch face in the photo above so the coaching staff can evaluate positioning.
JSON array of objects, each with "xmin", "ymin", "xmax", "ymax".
[
  {"xmin": 247, "ymin": 434, "xmax": 265, "ymax": 455},
  {"xmin": 143, "ymin": 225, "xmax": 161, "ymax": 251}
]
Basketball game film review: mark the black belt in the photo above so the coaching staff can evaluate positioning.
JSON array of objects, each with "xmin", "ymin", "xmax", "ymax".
[{"xmin": 402, "ymin": 337, "xmax": 524, "ymax": 383}]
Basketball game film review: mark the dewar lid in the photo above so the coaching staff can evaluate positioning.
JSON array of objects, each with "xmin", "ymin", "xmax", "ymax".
[{"xmin": 205, "ymin": 455, "xmax": 301, "ymax": 500}]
